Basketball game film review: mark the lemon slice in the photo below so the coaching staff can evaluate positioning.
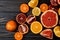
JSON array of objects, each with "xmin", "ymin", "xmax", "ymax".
[
  {"xmin": 30, "ymin": 21, "xmax": 42, "ymax": 34},
  {"xmin": 32, "ymin": 7, "xmax": 41, "ymax": 16},
  {"xmin": 53, "ymin": 26, "xmax": 60, "ymax": 37},
  {"xmin": 28, "ymin": 0, "xmax": 38, "ymax": 8}
]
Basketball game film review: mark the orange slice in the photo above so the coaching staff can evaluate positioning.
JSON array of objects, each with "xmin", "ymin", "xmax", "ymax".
[
  {"xmin": 53, "ymin": 26, "xmax": 60, "ymax": 37},
  {"xmin": 30, "ymin": 21, "xmax": 42, "ymax": 34},
  {"xmin": 40, "ymin": 3, "xmax": 48, "ymax": 12},
  {"xmin": 20, "ymin": 4, "xmax": 29, "ymax": 13},
  {"xmin": 28, "ymin": 0, "xmax": 38, "ymax": 8},
  {"xmin": 14, "ymin": 32, "xmax": 23, "ymax": 40}
]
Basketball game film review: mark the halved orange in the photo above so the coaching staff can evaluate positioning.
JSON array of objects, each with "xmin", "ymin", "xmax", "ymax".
[
  {"xmin": 40, "ymin": 3, "xmax": 48, "ymax": 12},
  {"xmin": 14, "ymin": 32, "xmax": 23, "ymax": 40},
  {"xmin": 30, "ymin": 21, "xmax": 43, "ymax": 34},
  {"xmin": 20, "ymin": 4, "xmax": 29, "ymax": 13}
]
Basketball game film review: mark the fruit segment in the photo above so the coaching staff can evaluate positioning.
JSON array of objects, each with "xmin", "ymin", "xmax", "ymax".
[
  {"xmin": 30, "ymin": 21, "xmax": 42, "ymax": 34},
  {"xmin": 40, "ymin": 29, "xmax": 53, "ymax": 39},
  {"xmin": 28, "ymin": 0, "xmax": 38, "ymax": 8}
]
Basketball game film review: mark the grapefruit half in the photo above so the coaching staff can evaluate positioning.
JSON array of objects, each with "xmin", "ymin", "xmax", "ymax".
[{"xmin": 41, "ymin": 10, "xmax": 58, "ymax": 28}]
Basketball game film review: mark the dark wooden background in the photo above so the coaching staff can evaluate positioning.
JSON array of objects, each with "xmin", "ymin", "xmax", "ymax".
[{"xmin": 0, "ymin": 0, "xmax": 60, "ymax": 40}]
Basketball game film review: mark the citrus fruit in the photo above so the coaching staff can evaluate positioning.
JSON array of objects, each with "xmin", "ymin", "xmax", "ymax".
[
  {"xmin": 49, "ymin": 5, "xmax": 58, "ymax": 12},
  {"xmin": 28, "ymin": 0, "xmax": 38, "ymax": 8},
  {"xmin": 58, "ymin": 8, "xmax": 60, "ymax": 15},
  {"xmin": 41, "ymin": 10, "xmax": 58, "ymax": 28},
  {"xmin": 50, "ymin": 0, "xmax": 58, "ymax": 6},
  {"xmin": 32, "ymin": 7, "xmax": 41, "ymax": 16},
  {"xmin": 14, "ymin": 32, "xmax": 23, "ymax": 40},
  {"xmin": 6, "ymin": 20, "xmax": 17, "ymax": 32},
  {"xmin": 40, "ymin": 3, "xmax": 48, "ymax": 12},
  {"xmin": 40, "ymin": 29, "xmax": 53, "ymax": 39},
  {"xmin": 18, "ymin": 24, "xmax": 29, "ymax": 34},
  {"xmin": 26, "ymin": 15, "xmax": 36, "ymax": 24},
  {"xmin": 57, "ymin": 0, "xmax": 60, "ymax": 4},
  {"xmin": 30, "ymin": 21, "xmax": 42, "ymax": 34},
  {"xmin": 53, "ymin": 26, "xmax": 60, "ymax": 37},
  {"xmin": 16, "ymin": 13, "xmax": 26, "ymax": 24},
  {"xmin": 20, "ymin": 4, "xmax": 29, "ymax": 13}
]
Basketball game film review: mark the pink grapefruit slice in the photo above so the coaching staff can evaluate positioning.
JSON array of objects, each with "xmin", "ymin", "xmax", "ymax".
[
  {"xmin": 41, "ymin": 10, "xmax": 58, "ymax": 28},
  {"xmin": 40, "ymin": 29, "xmax": 53, "ymax": 39}
]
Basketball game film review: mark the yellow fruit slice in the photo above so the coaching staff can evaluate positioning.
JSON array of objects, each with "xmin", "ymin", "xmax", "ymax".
[
  {"xmin": 28, "ymin": 0, "xmax": 38, "ymax": 8},
  {"xmin": 30, "ymin": 21, "xmax": 42, "ymax": 34},
  {"xmin": 58, "ymin": 8, "xmax": 60, "ymax": 15},
  {"xmin": 32, "ymin": 7, "xmax": 41, "ymax": 16},
  {"xmin": 53, "ymin": 26, "xmax": 60, "ymax": 37}
]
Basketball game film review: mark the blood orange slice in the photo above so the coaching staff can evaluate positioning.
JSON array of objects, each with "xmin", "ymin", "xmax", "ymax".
[
  {"xmin": 41, "ymin": 10, "xmax": 58, "ymax": 28},
  {"xmin": 40, "ymin": 29, "xmax": 53, "ymax": 39},
  {"xmin": 57, "ymin": 0, "xmax": 60, "ymax": 4}
]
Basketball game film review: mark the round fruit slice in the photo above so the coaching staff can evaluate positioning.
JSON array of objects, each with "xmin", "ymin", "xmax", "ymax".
[
  {"xmin": 57, "ymin": 0, "xmax": 60, "ymax": 4},
  {"xmin": 32, "ymin": 7, "xmax": 41, "ymax": 16},
  {"xmin": 26, "ymin": 15, "xmax": 36, "ymax": 24},
  {"xmin": 16, "ymin": 13, "xmax": 26, "ymax": 24},
  {"xmin": 41, "ymin": 10, "xmax": 58, "ymax": 28},
  {"xmin": 53, "ymin": 26, "xmax": 60, "ymax": 37},
  {"xmin": 40, "ymin": 29, "xmax": 53, "ymax": 39},
  {"xmin": 30, "ymin": 21, "xmax": 42, "ymax": 34},
  {"xmin": 20, "ymin": 4, "xmax": 29, "ymax": 13},
  {"xmin": 58, "ymin": 8, "xmax": 60, "ymax": 15},
  {"xmin": 40, "ymin": 3, "xmax": 48, "ymax": 12},
  {"xmin": 14, "ymin": 32, "xmax": 23, "ymax": 40},
  {"xmin": 28, "ymin": 0, "xmax": 38, "ymax": 8},
  {"xmin": 18, "ymin": 24, "xmax": 29, "ymax": 34}
]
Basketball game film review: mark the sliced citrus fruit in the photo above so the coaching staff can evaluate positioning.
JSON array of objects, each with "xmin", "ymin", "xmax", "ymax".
[
  {"xmin": 53, "ymin": 26, "xmax": 60, "ymax": 37},
  {"xmin": 40, "ymin": 3, "xmax": 48, "ymax": 12},
  {"xmin": 30, "ymin": 21, "xmax": 42, "ymax": 34},
  {"xmin": 18, "ymin": 24, "xmax": 29, "ymax": 34},
  {"xmin": 28, "ymin": 0, "xmax": 38, "ymax": 8},
  {"xmin": 40, "ymin": 29, "xmax": 53, "ymax": 39},
  {"xmin": 58, "ymin": 0, "xmax": 60, "ymax": 4},
  {"xmin": 32, "ymin": 7, "xmax": 41, "ymax": 16},
  {"xmin": 20, "ymin": 3, "xmax": 29, "ymax": 13},
  {"xmin": 26, "ymin": 15, "xmax": 36, "ymax": 24},
  {"xmin": 14, "ymin": 32, "xmax": 23, "ymax": 40},
  {"xmin": 41, "ymin": 10, "xmax": 58, "ymax": 28},
  {"xmin": 58, "ymin": 8, "xmax": 60, "ymax": 16}
]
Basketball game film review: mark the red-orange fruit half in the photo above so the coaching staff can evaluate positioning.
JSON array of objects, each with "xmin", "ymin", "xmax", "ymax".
[
  {"xmin": 18, "ymin": 24, "xmax": 29, "ymax": 34},
  {"xmin": 40, "ymin": 29, "xmax": 53, "ymax": 39},
  {"xmin": 41, "ymin": 10, "xmax": 58, "ymax": 28},
  {"xmin": 26, "ymin": 15, "xmax": 36, "ymax": 24},
  {"xmin": 57, "ymin": 0, "xmax": 60, "ymax": 4},
  {"xmin": 16, "ymin": 13, "xmax": 26, "ymax": 24}
]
